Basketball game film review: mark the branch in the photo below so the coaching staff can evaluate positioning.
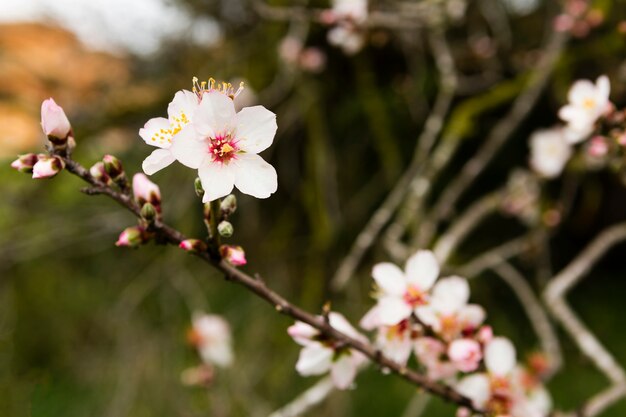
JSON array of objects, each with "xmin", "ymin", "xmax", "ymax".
[
  {"xmin": 268, "ymin": 377, "xmax": 335, "ymax": 417},
  {"xmin": 455, "ymin": 233, "xmax": 533, "ymax": 278},
  {"xmin": 57, "ymin": 153, "xmax": 481, "ymax": 413},
  {"xmin": 544, "ymin": 222, "xmax": 626, "ymax": 417}
]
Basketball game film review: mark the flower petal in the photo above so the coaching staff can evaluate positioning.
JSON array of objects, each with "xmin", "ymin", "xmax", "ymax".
[
  {"xmin": 372, "ymin": 262, "xmax": 406, "ymax": 296},
  {"xmin": 456, "ymin": 374, "xmax": 491, "ymax": 409},
  {"xmin": 404, "ymin": 250, "xmax": 439, "ymax": 290},
  {"xmin": 139, "ymin": 117, "xmax": 172, "ymax": 149},
  {"xmin": 359, "ymin": 305, "xmax": 381, "ymax": 331},
  {"xmin": 295, "ymin": 343, "xmax": 333, "ymax": 376},
  {"xmin": 235, "ymin": 105, "xmax": 277, "ymax": 154},
  {"xmin": 377, "ymin": 296, "xmax": 412, "ymax": 326},
  {"xmin": 331, "ymin": 354, "xmax": 357, "ymax": 389},
  {"xmin": 199, "ymin": 162, "xmax": 236, "ymax": 202},
  {"xmin": 329, "ymin": 312, "xmax": 366, "ymax": 342},
  {"xmin": 288, "ymin": 321, "xmax": 319, "ymax": 346},
  {"xmin": 485, "ymin": 337, "xmax": 516, "ymax": 376},
  {"xmin": 458, "ymin": 304, "xmax": 486, "ymax": 330},
  {"xmin": 430, "ymin": 276, "xmax": 469, "ymax": 315},
  {"xmin": 168, "ymin": 89, "xmax": 199, "ymax": 121},
  {"xmin": 170, "ymin": 125, "xmax": 207, "ymax": 169},
  {"xmin": 142, "ymin": 148, "xmax": 175, "ymax": 175},
  {"xmin": 232, "ymin": 154, "xmax": 278, "ymax": 199},
  {"xmin": 193, "ymin": 91, "xmax": 237, "ymax": 137}
]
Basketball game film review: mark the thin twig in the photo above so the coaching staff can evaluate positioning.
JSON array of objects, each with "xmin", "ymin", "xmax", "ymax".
[
  {"xmin": 456, "ymin": 233, "xmax": 533, "ymax": 278},
  {"xmin": 268, "ymin": 377, "xmax": 335, "ymax": 417}
]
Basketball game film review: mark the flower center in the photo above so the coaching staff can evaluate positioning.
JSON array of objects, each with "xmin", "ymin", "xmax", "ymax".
[
  {"xmin": 583, "ymin": 97, "xmax": 596, "ymax": 109},
  {"xmin": 403, "ymin": 286, "xmax": 427, "ymax": 307},
  {"xmin": 209, "ymin": 134, "xmax": 239, "ymax": 163}
]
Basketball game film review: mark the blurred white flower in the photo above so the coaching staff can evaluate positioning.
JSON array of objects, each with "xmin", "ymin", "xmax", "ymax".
[
  {"xmin": 288, "ymin": 312, "xmax": 368, "ymax": 389},
  {"xmin": 559, "ymin": 75, "xmax": 611, "ymax": 143},
  {"xmin": 189, "ymin": 313, "xmax": 234, "ymax": 368},
  {"xmin": 529, "ymin": 128, "xmax": 572, "ymax": 178}
]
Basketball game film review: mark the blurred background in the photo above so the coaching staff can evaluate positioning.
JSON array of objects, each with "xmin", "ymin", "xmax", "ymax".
[{"xmin": 2, "ymin": 0, "xmax": 626, "ymax": 416}]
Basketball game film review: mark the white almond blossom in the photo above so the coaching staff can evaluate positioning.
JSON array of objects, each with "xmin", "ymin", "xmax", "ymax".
[
  {"xmin": 361, "ymin": 250, "xmax": 440, "ymax": 327},
  {"xmin": 415, "ymin": 276, "xmax": 486, "ymax": 341},
  {"xmin": 414, "ymin": 337, "xmax": 457, "ymax": 381},
  {"xmin": 189, "ymin": 313, "xmax": 234, "ymax": 368},
  {"xmin": 140, "ymin": 90, "xmax": 199, "ymax": 175},
  {"xmin": 361, "ymin": 315, "xmax": 416, "ymax": 366},
  {"xmin": 529, "ymin": 128, "xmax": 572, "ymax": 178},
  {"xmin": 327, "ymin": 0, "xmax": 368, "ymax": 54},
  {"xmin": 288, "ymin": 312, "xmax": 368, "ymax": 389},
  {"xmin": 559, "ymin": 75, "xmax": 611, "ymax": 144},
  {"xmin": 169, "ymin": 91, "xmax": 278, "ymax": 202}
]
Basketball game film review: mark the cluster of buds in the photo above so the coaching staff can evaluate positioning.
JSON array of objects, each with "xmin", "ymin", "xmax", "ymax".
[
  {"xmin": 115, "ymin": 174, "xmax": 163, "ymax": 247},
  {"xmin": 320, "ymin": 0, "xmax": 368, "ymax": 55},
  {"xmin": 11, "ymin": 153, "xmax": 66, "ymax": 179},
  {"xmin": 278, "ymin": 37, "xmax": 327, "ymax": 74},
  {"xmin": 553, "ymin": 0, "xmax": 604, "ymax": 38}
]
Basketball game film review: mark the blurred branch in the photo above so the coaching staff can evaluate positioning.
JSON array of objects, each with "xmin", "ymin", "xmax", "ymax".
[
  {"xmin": 492, "ymin": 261, "xmax": 562, "ymax": 378},
  {"xmin": 456, "ymin": 233, "xmax": 534, "ymax": 278},
  {"xmin": 544, "ymin": 222, "xmax": 626, "ymax": 417},
  {"xmin": 55, "ymin": 153, "xmax": 483, "ymax": 414},
  {"xmin": 330, "ymin": 26, "xmax": 457, "ymax": 291},
  {"xmin": 268, "ymin": 376, "xmax": 335, "ymax": 417}
]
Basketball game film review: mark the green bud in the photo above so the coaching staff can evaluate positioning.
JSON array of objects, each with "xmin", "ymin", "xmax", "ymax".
[
  {"xmin": 220, "ymin": 194, "xmax": 237, "ymax": 217},
  {"xmin": 140, "ymin": 203, "xmax": 157, "ymax": 222},
  {"xmin": 194, "ymin": 177, "xmax": 204, "ymax": 198},
  {"xmin": 103, "ymin": 154, "xmax": 124, "ymax": 180},
  {"xmin": 217, "ymin": 221, "xmax": 234, "ymax": 238}
]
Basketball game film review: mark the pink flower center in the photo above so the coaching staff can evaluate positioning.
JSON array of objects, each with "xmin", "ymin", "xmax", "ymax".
[
  {"xmin": 209, "ymin": 134, "xmax": 239, "ymax": 163},
  {"xmin": 403, "ymin": 286, "xmax": 427, "ymax": 307}
]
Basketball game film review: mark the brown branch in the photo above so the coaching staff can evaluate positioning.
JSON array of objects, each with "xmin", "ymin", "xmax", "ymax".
[{"xmin": 57, "ymin": 153, "xmax": 481, "ymax": 413}]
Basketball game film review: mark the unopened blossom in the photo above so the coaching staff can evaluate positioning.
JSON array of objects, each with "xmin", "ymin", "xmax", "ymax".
[
  {"xmin": 362, "ymin": 250, "xmax": 440, "ymax": 327},
  {"xmin": 11, "ymin": 153, "xmax": 38, "ymax": 173},
  {"xmin": 140, "ymin": 90, "xmax": 199, "ymax": 175},
  {"xmin": 32, "ymin": 155, "xmax": 65, "ymax": 179},
  {"xmin": 170, "ymin": 90, "xmax": 278, "ymax": 202},
  {"xmin": 89, "ymin": 161, "xmax": 110, "ymax": 184},
  {"xmin": 179, "ymin": 239, "xmax": 208, "ymax": 253},
  {"xmin": 448, "ymin": 338, "xmax": 483, "ymax": 373},
  {"xmin": 41, "ymin": 98, "xmax": 71, "ymax": 140},
  {"xmin": 132, "ymin": 173, "xmax": 161, "ymax": 209},
  {"xmin": 415, "ymin": 276, "xmax": 486, "ymax": 341},
  {"xmin": 559, "ymin": 75, "xmax": 611, "ymax": 143},
  {"xmin": 288, "ymin": 312, "xmax": 368, "ymax": 389},
  {"xmin": 188, "ymin": 313, "xmax": 234, "ymax": 368},
  {"xmin": 529, "ymin": 128, "xmax": 572, "ymax": 178},
  {"xmin": 220, "ymin": 245, "xmax": 247, "ymax": 266}
]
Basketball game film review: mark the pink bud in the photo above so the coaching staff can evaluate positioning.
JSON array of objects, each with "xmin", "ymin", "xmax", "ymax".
[
  {"xmin": 41, "ymin": 98, "xmax": 71, "ymax": 140},
  {"xmin": 477, "ymin": 325, "xmax": 493, "ymax": 344},
  {"xmin": 219, "ymin": 245, "xmax": 247, "ymax": 266},
  {"xmin": 319, "ymin": 10, "xmax": 337, "ymax": 25},
  {"xmin": 448, "ymin": 339, "xmax": 483, "ymax": 373},
  {"xmin": 588, "ymin": 135, "xmax": 609, "ymax": 157},
  {"xmin": 133, "ymin": 173, "xmax": 161, "ymax": 208},
  {"xmin": 179, "ymin": 239, "xmax": 207, "ymax": 253},
  {"xmin": 32, "ymin": 155, "xmax": 65, "ymax": 179},
  {"xmin": 11, "ymin": 153, "xmax": 38, "ymax": 173},
  {"xmin": 89, "ymin": 161, "xmax": 111, "ymax": 183},
  {"xmin": 299, "ymin": 48, "xmax": 327, "ymax": 73},
  {"xmin": 115, "ymin": 226, "xmax": 145, "ymax": 247}
]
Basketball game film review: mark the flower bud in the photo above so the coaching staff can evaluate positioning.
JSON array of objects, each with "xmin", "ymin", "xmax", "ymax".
[
  {"xmin": 217, "ymin": 221, "xmax": 233, "ymax": 238},
  {"xmin": 220, "ymin": 194, "xmax": 237, "ymax": 217},
  {"xmin": 194, "ymin": 177, "xmax": 204, "ymax": 198},
  {"xmin": 89, "ymin": 161, "xmax": 111, "ymax": 184},
  {"xmin": 11, "ymin": 153, "xmax": 38, "ymax": 173},
  {"xmin": 41, "ymin": 98, "xmax": 71, "ymax": 142},
  {"xmin": 115, "ymin": 226, "xmax": 146, "ymax": 248},
  {"xmin": 219, "ymin": 245, "xmax": 246, "ymax": 266},
  {"xmin": 133, "ymin": 173, "xmax": 161, "ymax": 208},
  {"xmin": 103, "ymin": 154, "xmax": 124, "ymax": 180},
  {"xmin": 140, "ymin": 203, "xmax": 157, "ymax": 222},
  {"xmin": 32, "ymin": 155, "xmax": 65, "ymax": 179},
  {"xmin": 179, "ymin": 239, "xmax": 208, "ymax": 253}
]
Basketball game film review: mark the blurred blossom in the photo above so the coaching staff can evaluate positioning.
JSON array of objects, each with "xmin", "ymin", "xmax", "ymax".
[
  {"xmin": 559, "ymin": 75, "xmax": 611, "ymax": 143},
  {"xmin": 501, "ymin": 169, "xmax": 540, "ymax": 226},
  {"xmin": 502, "ymin": 0, "xmax": 540, "ymax": 16},
  {"xmin": 189, "ymin": 313, "xmax": 234, "ymax": 368},
  {"xmin": 529, "ymin": 128, "xmax": 572, "ymax": 178}
]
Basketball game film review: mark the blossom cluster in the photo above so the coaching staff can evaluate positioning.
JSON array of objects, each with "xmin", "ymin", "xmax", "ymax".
[
  {"xmin": 529, "ymin": 75, "xmax": 613, "ymax": 178},
  {"xmin": 288, "ymin": 250, "xmax": 552, "ymax": 417}
]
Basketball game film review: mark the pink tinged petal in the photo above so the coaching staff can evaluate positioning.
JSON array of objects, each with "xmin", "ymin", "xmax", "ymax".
[
  {"xmin": 448, "ymin": 339, "xmax": 482, "ymax": 372},
  {"xmin": 415, "ymin": 305, "xmax": 440, "ymax": 331},
  {"xmin": 199, "ymin": 162, "xmax": 236, "ymax": 203},
  {"xmin": 288, "ymin": 321, "xmax": 319, "ymax": 346},
  {"xmin": 193, "ymin": 91, "xmax": 237, "ymax": 137},
  {"xmin": 527, "ymin": 386, "xmax": 553, "ymax": 416},
  {"xmin": 414, "ymin": 337, "xmax": 446, "ymax": 365},
  {"xmin": 168, "ymin": 89, "xmax": 199, "ymax": 121},
  {"xmin": 170, "ymin": 125, "xmax": 207, "ymax": 169},
  {"xmin": 377, "ymin": 296, "xmax": 412, "ymax": 326},
  {"xmin": 235, "ymin": 105, "xmax": 277, "ymax": 153},
  {"xmin": 372, "ymin": 262, "xmax": 407, "ymax": 296},
  {"xmin": 139, "ymin": 117, "xmax": 172, "ymax": 149},
  {"xmin": 295, "ymin": 343, "xmax": 333, "ymax": 376},
  {"xmin": 404, "ymin": 250, "xmax": 439, "ymax": 290},
  {"xmin": 485, "ymin": 337, "xmax": 516, "ymax": 376},
  {"xmin": 458, "ymin": 304, "xmax": 486, "ymax": 330},
  {"xmin": 379, "ymin": 330, "xmax": 412, "ymax": 366},
  {"xmin": 456, "ymin": 374, "xmax": 491, "ymax": 409},
  {"xmin": 41, "ymin": 98, "xmax": 71, "ymax": 138},
  {"xmin": 331, "ymin": 354, "xmax": 357, "ymax": 389},
  {"xmin": 232, "ymin": 154, "xmax": 278, "ymax": 199},
  {"xmin": 359, "ymin": 305, "xmax": 381, "ymax": 331},
  {"xmin": 328, "ymin": 312, "xmax": 366, "ymax": 342},
  {"xmin": 132, "ymin": 173, "xmax": 161, "ymax": 204},
  {"xmin": 142, "ymin": 148, "xmax": 176, "ymax": 175},
  {"xmin": 430, "ymin": 276, "xmax": 470, "ymax": 315}
]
